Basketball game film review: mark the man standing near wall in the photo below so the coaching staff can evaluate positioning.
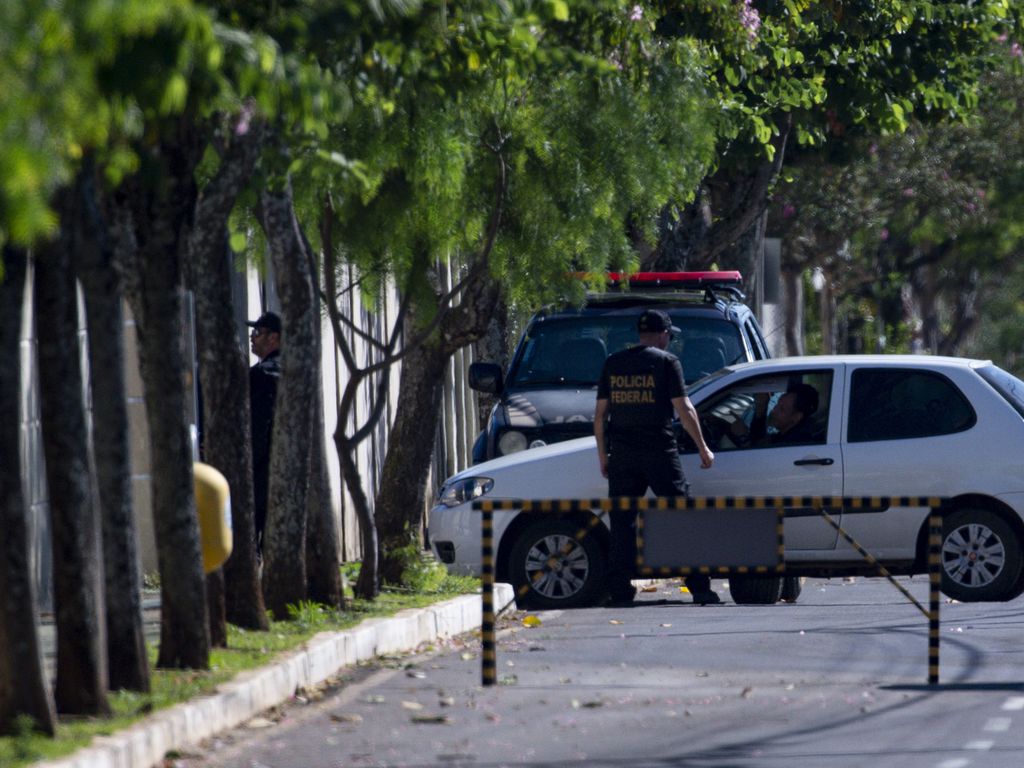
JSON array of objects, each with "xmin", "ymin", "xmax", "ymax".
[{"xmin": 247, "ymin": 311, "xmax": 281, "ymax": 553}]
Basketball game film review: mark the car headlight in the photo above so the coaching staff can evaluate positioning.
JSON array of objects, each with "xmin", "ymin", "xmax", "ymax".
[
  {"xmin": 497, "ymin": 430, "xmax": 528, "ymax": 455},
  {"xmin": 438, "ymin": 477, "xmax": 494, "ymax": 508}
]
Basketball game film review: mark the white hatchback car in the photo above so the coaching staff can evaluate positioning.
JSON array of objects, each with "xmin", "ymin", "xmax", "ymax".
[{"xmin": 429, "ymin": 355, "xmax": 1024, "ymax": 608}]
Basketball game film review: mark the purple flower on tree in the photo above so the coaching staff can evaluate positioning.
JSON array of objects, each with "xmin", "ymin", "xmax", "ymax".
[
  {"xmin": 738, "ymin": 0, "xmax": 760, "ymax": 41},
  {"xmin": 630, "ymin": 5, "xmax": 643, "ymax": 22}
]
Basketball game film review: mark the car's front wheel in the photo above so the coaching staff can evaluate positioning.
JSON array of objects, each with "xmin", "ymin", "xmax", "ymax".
[
  {"xmin": 508, "ymin": 518, "xmax": 608, "ymax": 609},
  {"xmin": 941, "ymin": 508, "xmax": 1024, "ymax": 602}
]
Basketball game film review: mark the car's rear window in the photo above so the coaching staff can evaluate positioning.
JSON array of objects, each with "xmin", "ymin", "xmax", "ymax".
[
  {"xmin": 848, "ymin": 368, "xmax": 976, "ymax": 442},
  {"xmin": 977, "ymin": 364, "xmax": 1024, "ymax": 419},
  {"xmin": 508, "ymin": 315, "xmax": 745, "ymax": 387}
]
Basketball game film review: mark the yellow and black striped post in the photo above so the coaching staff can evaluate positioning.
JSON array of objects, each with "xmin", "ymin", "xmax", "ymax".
[
  {"xmin": 481, "ymin": 506, "xmax": 497, "ymax": 687},
  {"xmin": 928, "ymin": 509, "xmax": 943, "ymax": 686}
]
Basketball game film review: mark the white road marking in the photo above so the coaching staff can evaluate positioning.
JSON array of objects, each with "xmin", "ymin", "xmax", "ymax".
[
  {"xmin": 936, "ymin": 759, "xmax": 970, "ymax": 768},
  {"xmin": 964, "ymin": 740, "xmax": 993, "ymax": 751},
  {"xmin": 983, "ymin": 717, "xmax": 1012, "ymax": 732},
  {"xmin": 1001, "ymin": 696, "xmax": 1024, "ymax": 711}
]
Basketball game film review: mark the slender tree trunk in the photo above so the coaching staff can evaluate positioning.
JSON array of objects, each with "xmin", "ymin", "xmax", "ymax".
[
  {"xmin": 206, "ymin": 572, "xmax": 227, "ymax": 647},
  {"xmin": 73, "ymin": 161, "xmax": 151, "ymax": 692},
  {"xmin": 119, "ymin": 126, "xmax": 210, "ymax": 670},
  {"xmin": 472, "ymin": 297, "xmax": 509, "ymax": 433},
  {"xmin": 339, "ymin": 440, "xmax": 379, "ymax": 599},
  {"xmin": 305, "ymin": 287, "xmax": 343, "ymax": 608},
  {"xmin": 0, "ymin": 247, "xmax": 57, "ymax": 735},
  {"xmin": 35, "ymin": 196, "xmax": 111, "ymax": 715},
  {"xmin": 259, "ymin": 181, "xmax": 317, "ymax": 617},
  {"xmin": 189, "ymin": 117, "xmax": 268, "ymax": 631}
]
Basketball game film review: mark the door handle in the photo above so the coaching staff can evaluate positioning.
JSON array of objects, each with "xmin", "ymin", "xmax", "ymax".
[{"xmin": 793, "ymin": 457, "xmax": 834, "ymax": 466}]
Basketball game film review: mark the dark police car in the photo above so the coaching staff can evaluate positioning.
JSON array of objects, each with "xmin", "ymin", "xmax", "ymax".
[{"xmin": 469, "ymin": 272, "xmax": 770, "ymax": 463}]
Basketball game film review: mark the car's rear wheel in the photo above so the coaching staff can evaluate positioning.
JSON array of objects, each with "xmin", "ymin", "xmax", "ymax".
[
  {"xmin": 941, "ymin": 508, "xmax": 1024, "ymax": 602},
  {"xmin": 728, "ymin": 574, "xmax": 782, "ymax": 605},
  {"xmin": 509, "ymin": 518, "xmax": 608, "ymax": 610}
]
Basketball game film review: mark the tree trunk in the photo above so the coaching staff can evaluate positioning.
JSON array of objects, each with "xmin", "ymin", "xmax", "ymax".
[
  {"xmin": 646, "ymin": 121, "xmax": 790, "ymax": 272},
  {"xmin": 35, "ymin": 198, "xmax": 111, "ymax": 716},
  {"xmin": 472, "ymin": 296, "xmax": 510, "ymax": 432},
  {"xmin": 0, "ymin": 247, "xmax": 57, "ymax": 735},
  {"xmin": 339, "ymin": 439, "xmax": 379, "ymax": 599},
  {"xmin": 781, "ymin": 267, "xmax": 805, "ymax": 356},
  {"xmin": 259, "ymin": 182, "xmax": 318, "ymax": 618},
  {"xmin": 206, "ymin": 571, "xmax": 227, "ymax": 647},
  {"xmin": 377, "ymin": 335, "xmax": 448, "ymax": 584},
  {"xmin": 376, "ymin": 269, "xmax": 501, "ymax": 583},
  {"xmin": 72, "ymin": 161, "xmax": 150, "ymax": 692},
  {"xmin": 305, "ymin": 284, "xmax": 343, "ymax": 608},
  {"xmin": 189, "ymin": 119, "xmax": 268, "ymax": 631},
  {"xmin": 118, "ymin": 127, "xmax": 210, "ymax": 670}
]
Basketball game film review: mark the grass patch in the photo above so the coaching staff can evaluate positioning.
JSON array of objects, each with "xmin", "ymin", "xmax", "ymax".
[{"xmin": 1, "ymin": 573, "xmax": 479, "ymax": 768}]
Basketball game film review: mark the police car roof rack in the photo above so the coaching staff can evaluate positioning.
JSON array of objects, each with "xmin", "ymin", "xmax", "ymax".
[{"xmin": 600, "ymin": 271, "xmax": 746, "ymax": 302}]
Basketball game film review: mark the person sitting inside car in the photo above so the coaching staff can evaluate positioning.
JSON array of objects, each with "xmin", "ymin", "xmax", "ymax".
[
  {"xmin": 746, "ymin": 383, "xmax": 820, "ymax": 446},
  {"xmin": 708, "ymin": 382, "xmax": 820, "ymax": 448}
]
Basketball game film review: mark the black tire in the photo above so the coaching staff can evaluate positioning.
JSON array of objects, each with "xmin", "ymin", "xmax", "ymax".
[
  {"xmin": 508, "ymin": 517, "xmax": 608, "ymax": 610},
  {"xmin": 780, "ymin": 576, "xmax": 803, "ymax": 603},
  {"xmin": 728, "ymin": 574, "xmax": 782, "ymax": 605},
  {"xmin": 940, "ymin": 508, "xmax": 1024, "ymax": 602}
]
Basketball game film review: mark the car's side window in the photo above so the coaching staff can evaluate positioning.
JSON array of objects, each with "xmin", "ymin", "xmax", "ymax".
[
  {"xmin": 847, "ymin": 369, "xmax": 976, "ymax": 442},
  {"xmin": 692, "ymin": 371, "xmax": 833, "ymax": 453}
]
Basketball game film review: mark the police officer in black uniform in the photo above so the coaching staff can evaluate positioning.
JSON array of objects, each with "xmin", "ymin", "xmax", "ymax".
[
  {"xmin": 247, "ymin": 311, "xmax": 282, "ymax": 553},
  {"xmin": 594, "ymin": 309, "xmax": 716, "ymax": 605}
]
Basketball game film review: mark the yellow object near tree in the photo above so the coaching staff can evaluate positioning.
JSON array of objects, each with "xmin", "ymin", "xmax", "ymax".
[{"xmin": 193, "ymin": 462, "xmax": 232, "ymax": 573}]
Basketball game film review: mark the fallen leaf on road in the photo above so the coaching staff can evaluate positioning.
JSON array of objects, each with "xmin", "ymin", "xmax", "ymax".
[
  {"xmin": 498, "ymin": 674, "xmax": 518, "ymax": 686},
  {"xmin": 365, "ymin": 695, "xmax": 386, "ymax": 704},
  {"xmin": 329, "ymin": 713, "xmax": 363, "ymax": 724},
  {"xmin": 411, "ymin": 714, "xmax": 451, "ymax": 725},
  {"xmin": 572, "ymin": 699, "xmax": 604, "ymax": 709},
  {"xmin": 660, "ymin": 623, "xmax": 672, "ymax": 628},
  {"xmin": 460, "ymin": 652, "xmax": 476, "ymax": 661},
  {"xmin": 245, "ymin": 717, "xmax": 275, "ymax": 729},
  {"xmin": 609, "ymin": 619, "xmax": 623, "ymax": 625},
  {"xmin": 641, "ymin": 586, "xmax": 658, "ymax": 593},
  {"xmin": 679, "ymin": 586, "xmax": 691, "ymax": 594},
  {"xmin": 439, "ymin": 697, "xmax": 456, "ymax": 707},
  {"xmin": 406, "ymin": 670, "xmax": 427, "ymax": 679},
  {"xmin": 402, "ymin": 701, "xmax": 424, "ymax": 710},
  {"xmin": 741, "ymin": 687, "xmax": 753, "ymax": 699},
  {"xmin": 523, "ymin": 615, "xmax": 542, "ymax": 627}
]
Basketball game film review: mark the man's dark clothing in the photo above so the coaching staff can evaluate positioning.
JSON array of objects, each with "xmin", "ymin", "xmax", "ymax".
[
  {"xmin": 597, "ymin": 346, "xmax": 711, "ymax": 599},
  {"xmin": 597, "ymin": 345, "xmax": 685, "ymax": 453},
  {"xmin": 250, "ymin": 350, "xmax": 280, "ymax": 548},
  {"xmin": 749, "ymin": 411, "xmax": 817, "ymax": 446}
]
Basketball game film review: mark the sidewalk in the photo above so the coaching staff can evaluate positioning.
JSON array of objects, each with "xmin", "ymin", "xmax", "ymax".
[{"xmin": 36, "ymin": 585, "xmax": 514, "ymax": 768}]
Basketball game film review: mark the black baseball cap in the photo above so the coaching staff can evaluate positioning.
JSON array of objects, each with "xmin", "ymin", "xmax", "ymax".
[
  {"xmin": 637, "ymin": 309, "xmax": 680, "ymax": 334},
  {"xmin": 246, "ymin": 311, "xmax": 281, "ymax": 334}
]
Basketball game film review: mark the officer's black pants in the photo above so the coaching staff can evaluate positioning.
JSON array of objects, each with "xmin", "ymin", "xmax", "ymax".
[{"xmin": 607, "ymin": 449, "xmax": 711, "ymax": 598}]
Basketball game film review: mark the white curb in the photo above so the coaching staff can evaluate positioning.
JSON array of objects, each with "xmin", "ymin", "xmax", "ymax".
[{"xmin": 36, "ymin": 585, "xmax": 514, "ymax": 768}]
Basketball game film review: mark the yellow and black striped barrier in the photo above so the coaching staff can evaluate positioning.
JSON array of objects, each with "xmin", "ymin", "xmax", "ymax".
[{"xmin": 472, "ymin": 495, "xmax": 949, "ymax": 687}]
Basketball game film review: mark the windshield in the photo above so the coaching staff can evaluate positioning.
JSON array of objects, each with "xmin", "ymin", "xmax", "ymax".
[
  {"xmin": 507, "ymin": 315, "xmax": 746, "ymax": 387},
  {"xmin": 977, "ymin": 364, "xmax": 1024, "ymax": 419}
]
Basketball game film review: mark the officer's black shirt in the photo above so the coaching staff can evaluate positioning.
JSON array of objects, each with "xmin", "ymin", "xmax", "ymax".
[{"xmin": 597, "ymin": 345, "xmax": 686, "ymax": 453}]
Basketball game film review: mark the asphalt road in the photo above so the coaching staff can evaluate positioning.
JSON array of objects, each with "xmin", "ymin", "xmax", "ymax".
[{"xmin": 176, "ymin": 577, "xmax": 1024, "ymax": 768}]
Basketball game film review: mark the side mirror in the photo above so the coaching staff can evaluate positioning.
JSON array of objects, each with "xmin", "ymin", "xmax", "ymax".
[{"xmin": 469, "ymin": 361, "xmax": 504, "ymax": 395}]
